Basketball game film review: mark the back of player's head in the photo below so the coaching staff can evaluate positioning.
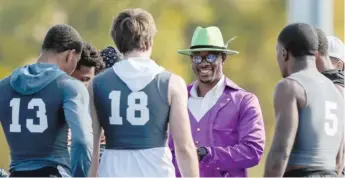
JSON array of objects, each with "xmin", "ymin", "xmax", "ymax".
[
  {"xmin": 41, "ymin": 24, "xmax": 83, "ymax": 54},
  {"xmin": 278, "ymin": 23, "xmax": 318, "ymax": 57},
  {"xmin": 315, "ymin": 28, "xmax": 329, "ymax": 57},
  {"xmin": 110, "ymin": 8, "xmax": 157, "ymax": 54}
]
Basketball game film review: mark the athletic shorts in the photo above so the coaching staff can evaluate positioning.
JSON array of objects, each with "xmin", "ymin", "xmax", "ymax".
[
  {"xmin": 284, "ymin": 168, "xmax": 337, "ymax": 177},
  {"xmin": 68, "ymin": 144, "xmax": 105, "ymax": 162},
  {"xmin": 99, "ymin": 144, "xmax": 106, "ymax": 161},
  {"xmin": 9, "ymin": 166, "xmax": 61, "ymax": 177}
]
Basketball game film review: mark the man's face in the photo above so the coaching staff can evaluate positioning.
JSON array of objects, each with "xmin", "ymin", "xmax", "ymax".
[
  {"xmin": 71, "ymin": 65, "xmax": 95, "ymax": 86},
  {"xmin": 191, "ymin": 51, "xmax": 224, "ymax": 84},
  {"xmin": 276, "ymin": 42, "xmax": 289, "ymax": 78}
]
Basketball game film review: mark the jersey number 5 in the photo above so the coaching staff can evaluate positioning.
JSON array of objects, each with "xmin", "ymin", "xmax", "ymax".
[
  {"xmin": 9, "ymin": 98, "xmax": 48, "ymax": 133},
  {"xmin": 324, "ymin": 101, "xmax": 338, "ymax": 136},
  {"xmin": 109, "ymin": 91, "xmax": 149, "ymax": 126}
]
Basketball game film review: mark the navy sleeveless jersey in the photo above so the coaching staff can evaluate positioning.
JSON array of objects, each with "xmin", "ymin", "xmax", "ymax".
[
  {"xmin": 0, "ymin": 75, "xmax": 70, "ymax": 170},
  {"xmin": 93, "ymin": 69, "xmax": 171, "ymax": 149}
]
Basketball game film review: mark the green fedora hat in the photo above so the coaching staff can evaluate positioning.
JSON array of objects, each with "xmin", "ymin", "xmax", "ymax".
[{"xmin": 178, "ymin": 26, "xmax": 239, "ymax": 56}]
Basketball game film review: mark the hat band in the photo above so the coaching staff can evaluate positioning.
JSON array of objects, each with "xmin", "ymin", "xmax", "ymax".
[{"xmin": 190, "ymin": 45, "xmax": 226, "ymax": 49}]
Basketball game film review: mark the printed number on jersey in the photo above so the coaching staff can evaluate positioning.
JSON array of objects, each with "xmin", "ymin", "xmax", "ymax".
[
  {"xmin": 9, "ymin": 98, "xmax": 48, "ymax": 133},
  {"xmin": 109, "ymin": 91, "xmax": 149, "ymax": 125},
  {"xmin": 324, "ymin": 101, "xmax": 338, "ymax": 136}
]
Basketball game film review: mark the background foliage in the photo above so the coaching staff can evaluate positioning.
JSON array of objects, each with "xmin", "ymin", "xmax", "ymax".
[{"xmin": 0, "ymin": 0, "xmax": 343, "ymax": 176}]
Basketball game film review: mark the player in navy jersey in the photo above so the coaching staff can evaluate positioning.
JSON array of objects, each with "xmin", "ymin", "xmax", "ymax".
[
  {"xmin": 88, "ymin": 8, "xmax": 199, "ymax": 177},
  {"xmin": 0, "ymin": 24, "xmax": 93, "ymax": 177}
]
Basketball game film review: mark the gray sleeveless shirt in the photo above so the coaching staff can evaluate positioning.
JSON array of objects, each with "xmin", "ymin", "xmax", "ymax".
[{"xmin": 287, "ymin": 70, "xmax": 344, "ymax": 169}]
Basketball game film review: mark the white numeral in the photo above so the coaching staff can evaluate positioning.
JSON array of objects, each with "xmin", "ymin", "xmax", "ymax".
[
  {"xmin": 109, "ymin": 91, "xmax": 123, "ymax": 125},
  {"xmin": 127, "ymin": 92, "xmax": 149, "ymax": 125},
  {"xmin": 9, "ymin": 98, "xmax": 48, "ymax": 133},
  {"xmin": 109, "ymin": 91, "xmax": 150, "ymax": 126},
  {"xmin": 324, "ymin": 101, "xmax": 338, "ymax": 136},
  {"xmin": 10, "ymin": 98, "xmax": 21, "ymax": 132}
]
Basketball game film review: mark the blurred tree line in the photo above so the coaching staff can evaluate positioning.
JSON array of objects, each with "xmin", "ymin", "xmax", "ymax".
[{"xmin": 0, "ymin": 0, "xmax": 343, "ymax": 176}]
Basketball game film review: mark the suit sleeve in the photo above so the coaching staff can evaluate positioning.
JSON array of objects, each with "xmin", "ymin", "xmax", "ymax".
[
  {"xmin": 201, "ymin": 93, "xmax": 265, "ymax": 170},
  {"xmin": 61, "ymin": 79, "xmax": 93, "ymax": 177},
  {"xmin": 168, "ymin": 135, "xmax": 182, "ymax": 177}
]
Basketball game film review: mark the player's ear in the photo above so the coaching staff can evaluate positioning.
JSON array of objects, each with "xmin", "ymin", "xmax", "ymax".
[
  {"xmin": 66, "ymin": 49, "xmax": 76, "ymax": 63},
  {"xmin": 335, "ymin": 60, "xmax": 344, "ymax": 70},
  {"xmin": 282, "ymin": 48, "xmax": 288, "ymax": 61}
]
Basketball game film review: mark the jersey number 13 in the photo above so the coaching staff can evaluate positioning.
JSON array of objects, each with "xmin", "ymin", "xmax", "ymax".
[{"xmin": 9, "ymin": 98, "xmax": 48, "ymax": 133}]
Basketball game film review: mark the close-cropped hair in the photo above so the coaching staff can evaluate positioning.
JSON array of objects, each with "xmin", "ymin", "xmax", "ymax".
[
  {"xmin": 315, "ymin": 28, "xmax": 329, "ymax": 56},
  {"xmin": 278, "ymin": 23, "xmax": 318, "ymax": 57},
  {"xmin": 42, "ymin": 24, "xmax": 83, "ymax": 53}
]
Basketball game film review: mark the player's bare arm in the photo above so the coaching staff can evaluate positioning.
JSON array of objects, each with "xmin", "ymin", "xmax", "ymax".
[
  {"xmin": 168, "ymin": 74, "xmax": 199, "ymax": 177},
  {"xmin": 87, "ymin": 79, "xmax": 102, "ymax": 177},
  {"xmin": 264, "ymin": 78, "xmax": 304, "ymax": 177}
]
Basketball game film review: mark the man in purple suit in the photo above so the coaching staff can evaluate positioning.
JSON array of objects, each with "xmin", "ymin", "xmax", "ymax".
[{"xmin": 169, "ymin": 26, "xmax": 265, "ymax": 177}]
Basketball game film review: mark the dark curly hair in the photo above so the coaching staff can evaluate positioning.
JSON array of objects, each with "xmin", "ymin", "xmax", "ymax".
[{"xmin": 77, "ymin": 42, "xmax": 105, "ymax": 74}]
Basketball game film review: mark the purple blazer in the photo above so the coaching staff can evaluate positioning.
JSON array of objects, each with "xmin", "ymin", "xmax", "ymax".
[{"xmin": 169, "ymin": 77, "xmax": 265, "ymax": 177}]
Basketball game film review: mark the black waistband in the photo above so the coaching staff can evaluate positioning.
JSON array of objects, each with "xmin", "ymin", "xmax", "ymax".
[
  {"xmin": 284, "ymin": 168, "xmax": 337, "ymax": 177},
  {"xmin": 190, "ymin": 45, "xmax": 226, "ymax": 49}
]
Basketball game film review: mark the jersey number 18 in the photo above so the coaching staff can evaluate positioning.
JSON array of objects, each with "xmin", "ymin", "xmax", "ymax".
[{"xmin": 109, "ymin": 91, "xmax": 149, "ymax": 126}]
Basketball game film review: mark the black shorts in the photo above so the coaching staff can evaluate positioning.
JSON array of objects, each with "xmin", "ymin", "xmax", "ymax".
[
  {"xmin": 9, "ymin": 166, "xmax": 62, "ymax": 177},
  {"xmin": 284, "ymin": 168, "xmax": 337, "ymax": 177}
]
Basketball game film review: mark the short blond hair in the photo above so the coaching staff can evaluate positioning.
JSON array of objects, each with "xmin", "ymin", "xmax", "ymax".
[{"xmin": 110, "ymin": 8, "xmax": 157, "ymax": 54}]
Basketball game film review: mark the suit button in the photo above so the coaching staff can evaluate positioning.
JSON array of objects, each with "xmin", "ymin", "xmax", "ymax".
[
  {"xmin": 197, "ymin": 128, "xmax": 200, "ymax": 132},
  {"xmin": 216, "ymin": 167, "xmax": 220, "ymax": 170}
]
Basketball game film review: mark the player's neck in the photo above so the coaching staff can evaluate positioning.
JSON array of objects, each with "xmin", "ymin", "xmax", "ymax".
[
  {"xmin": 291, "ymin": 56, "xmax": 318, "ymax": 74},
  {"xmin": 317, "ymin": 56, "xmax": 334, "ymax": 72},
  {"xmin": 36, "ymin": 52, "xmax": 59, "ymax": 66},
  {"xmin": 124, "ymin": 49, "xmax": 151, "ymax": 59}
]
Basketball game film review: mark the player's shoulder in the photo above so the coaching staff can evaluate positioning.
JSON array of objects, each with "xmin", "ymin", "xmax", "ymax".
[
  {"xmin": 169, "ymin": 73, "xmax": 187, "ymax": 90},
  {"xmin": 57, "ymin": 74, "xmax": 88, "ymax": 98},
  {"xmin": 274, "ymin": 78, "xmax": 303, "ymax": 98},
  {"xmin": 92, "ymin": 68, "xmax": 115, "ymax": 87},
  {"xmin": 94, "ymin": 68, "xmax": 113, "ymax": 80},
  {"xmin": 0, "ymin": 76, "xmax": 11, "ymax": 98},
  {"xmin": 275, "ymin": 78, "xmax": 301, "ymax": 90},
  {"xmin": 0, "ymin": 75, "xmax": 11, "ymax": 87}
]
